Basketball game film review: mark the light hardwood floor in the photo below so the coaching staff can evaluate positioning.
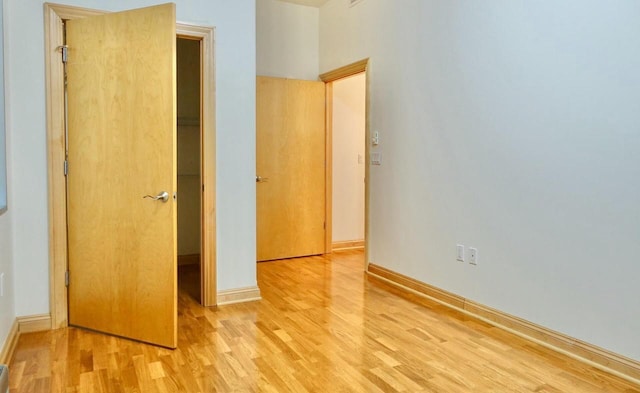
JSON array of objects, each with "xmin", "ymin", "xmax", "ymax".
[{"xmin": 8, "ymin": 250, "xmax": 640, "ymax": 392}]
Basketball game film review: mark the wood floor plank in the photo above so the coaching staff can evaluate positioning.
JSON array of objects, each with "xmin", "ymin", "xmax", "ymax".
[{"xmin": 8, "ymin": 250, "xmax": 640, "ymax": 392}]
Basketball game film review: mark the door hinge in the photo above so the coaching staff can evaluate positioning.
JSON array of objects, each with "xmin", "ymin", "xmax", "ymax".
[
  {"xmin": 64, "ymin": 160, "xmax": 68, "ymax": 176},
  {"xmin": 65, "ymin": 270, "xmax": 70, "ymax": 287},
  {"xmin": 58, "ymin": 45, "xmax": 68, "ymax": 64}
]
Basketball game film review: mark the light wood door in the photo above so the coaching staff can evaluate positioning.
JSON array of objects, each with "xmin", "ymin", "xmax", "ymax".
[
  {"xmin": 256, "ymin": 77, "xmax": 326, "ymax": 261},
  {"xmin": 66, "ymin": 4, "xmax": 177, "ymax": 348}
]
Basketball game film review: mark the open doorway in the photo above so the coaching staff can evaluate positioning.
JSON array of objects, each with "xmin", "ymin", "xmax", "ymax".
[
  {"xmin": 329, "ymin": 72, "xmax": 366, "ymax": 252},
  {"xmin": 321, "ymin": 59, "xmax": 370, "ymax": 269},
  {"xmin": 177, "ymin": 37, "xmax": 202, "ymax": 303}
]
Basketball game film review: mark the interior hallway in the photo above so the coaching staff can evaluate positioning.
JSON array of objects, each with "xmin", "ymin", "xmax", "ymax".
[{"xmin": 8, "ymin": 250, "xmax": 640, "ymax": 392}]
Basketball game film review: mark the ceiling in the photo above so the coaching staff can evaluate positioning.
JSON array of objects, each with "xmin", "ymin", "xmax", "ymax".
[{"xmin": 277, "ymin": 0, "xmax": 331, "ymax": 8}]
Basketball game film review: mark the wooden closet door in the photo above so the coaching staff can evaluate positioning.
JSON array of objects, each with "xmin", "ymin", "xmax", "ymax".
[{"xmin": 66, "ymin": 4, "xmax": 177, "ymax": 348}]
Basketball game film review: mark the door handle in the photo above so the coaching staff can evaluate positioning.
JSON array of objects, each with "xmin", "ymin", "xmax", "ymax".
[
  {"xmin": 143, "ymin": 191, "xmax": 170, "ymax": 203},
  {"xmin": 256, "ymin": 176, "xmax": 269, "ymax": 183}
]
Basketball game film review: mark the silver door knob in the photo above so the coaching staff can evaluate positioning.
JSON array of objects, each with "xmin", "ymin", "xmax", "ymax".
[
  {"xmin": 143, "ymin": 191, "xmax": 170, "ymax": 202},
  {"xmin": 256, "ymin": 176, "xmax": 269, "ymax": 183}
]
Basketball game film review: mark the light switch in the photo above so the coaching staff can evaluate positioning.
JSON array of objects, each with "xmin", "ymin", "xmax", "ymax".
[
  {"xmin": 370, "ymin": 152, "xmax": 381, "ymax": 165},
  {"xmin": 456, "ymin": 245, "xmax": 465, "ymax": 262}
]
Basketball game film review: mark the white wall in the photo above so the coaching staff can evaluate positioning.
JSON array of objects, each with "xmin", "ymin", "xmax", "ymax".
[
  {"xmin": 332, "ymin": 73, "xmax": 365, "ymax": 242},
  {"xmin": 320, "ymin": 0, "xmax": 640, "ymax": 361},
  {"xmin": 4, "ymin": 0, "xmax": 256, "ymax": 319},
  {"xmin": 0, "ymin": 0, "xmax": 15, "ymax": 350},
  {"xmin": 256, "ymin": 0, "xmax": 319, "ymax": 80},
  {"xmin": 0, "ymin": 211, "xmax": 14, "ymax": 351},
  {"xmin": 0, "ymin": 0, "xmax": 6, "ymax": 212}
]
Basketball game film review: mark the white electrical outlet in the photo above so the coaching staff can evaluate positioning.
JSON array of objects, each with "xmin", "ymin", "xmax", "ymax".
[
  {"xmin": 469, "ymin": 248, "xmax": 478, "ymax": 265},
  {"xmin": 456, "ymin": 244, "xmax": 465, "ymax": 262}
]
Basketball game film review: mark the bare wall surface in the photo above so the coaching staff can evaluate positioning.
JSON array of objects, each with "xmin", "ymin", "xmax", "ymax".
[
  {"xmin": 0, "ymin": 1, "xmax": 14, "ymax": 349},
  {"xmin": 257, "ymin": 0, "xmax": 319, "ymax": 80},
  {"xmin": 320, "ymin": 0, "xmax": 640, "ymax": 360},
  {"xmin": 5, "ymin": 0, "xmax": 257, "ymax": 318},
  {"xmin": 0, "ymin": 212, "xmax": 15, "ymax": 350}
]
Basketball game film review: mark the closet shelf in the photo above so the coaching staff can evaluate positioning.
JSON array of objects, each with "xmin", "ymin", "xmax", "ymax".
[{"xmin": 178, "ymin": 117, "xmax": 200, "ymax": 126}]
